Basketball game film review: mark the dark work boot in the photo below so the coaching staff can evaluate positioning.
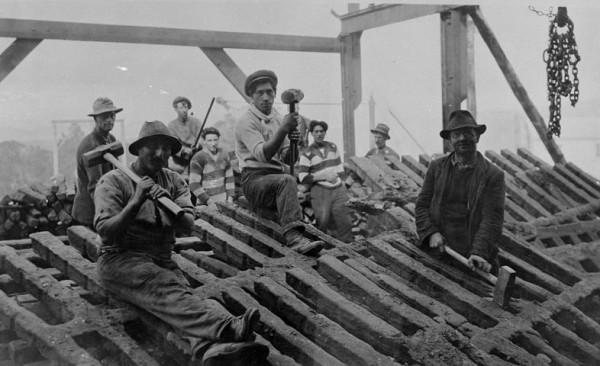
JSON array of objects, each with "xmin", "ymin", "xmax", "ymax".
[{"xmin": 284, "ymin": 229, "xmax": 324, "ymax": 256}]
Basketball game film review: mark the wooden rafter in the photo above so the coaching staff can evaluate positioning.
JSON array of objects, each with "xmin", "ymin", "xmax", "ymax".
[
  {"xmin": 200, "ymin": 48, "xmax": 251, "ymax": 102},
  {"xmin": 338, "ymin": 4, "xmax": 463, "ymax": 35},
  {"xmin": 0, "ymin": 18, "xmax": 340, "ymax": 53},
  {"xmin": 0, "ymin": 38, "xmax": 42, "ymax": 83}
]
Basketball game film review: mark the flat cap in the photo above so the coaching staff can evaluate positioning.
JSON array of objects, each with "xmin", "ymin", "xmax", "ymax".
[
  {"xmin": 244, "ymin": 70, "xmax": 278, "ymax": 97},
  {"xmin": 172, "ymin": 96, "xmax": 192, "ymax": 109}
]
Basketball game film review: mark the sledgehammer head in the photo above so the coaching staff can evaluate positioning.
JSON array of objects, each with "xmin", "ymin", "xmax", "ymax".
[
  {"xmin": 83, "ymin": 141, "xmax": 124, "ymax": 168},
  {"xmin": 281, "ymin": 89, "xmax": 304, "ymax": 112}
]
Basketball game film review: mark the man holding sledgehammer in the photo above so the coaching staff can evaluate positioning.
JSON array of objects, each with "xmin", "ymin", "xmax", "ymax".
[
  {"xmin": 415, "ymin": 110, "xmax": 505, "ymax": 275},
  {"xmin": 92, "ymin": 121, "xmax": 268, "ymax": 365},
  {"xmin": 234, "ymin": 69, "xmax": 324, "ymax": 256}
]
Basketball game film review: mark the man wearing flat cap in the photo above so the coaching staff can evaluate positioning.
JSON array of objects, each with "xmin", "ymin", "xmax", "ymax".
[
  {"xmin": 234, "ymin": 69, "xmax": 324, "ymax": 256},
  {"xmin": 168, "ymin": 96, "xmax": 202, "ymax": 177},
  {"xmin": 94, "ymin": 120, "xmax": 268, "ymax": 365},
  {"xmin": 366, "ymin": 123, "xmax": 400, "ymax": 161},
  {"xmin": 72, "ymin": 97, "xmax": 123, "ymax": 228},
  {"xmin": 415, "ymin": 110, "xmax": 505, "ymax": 274}
]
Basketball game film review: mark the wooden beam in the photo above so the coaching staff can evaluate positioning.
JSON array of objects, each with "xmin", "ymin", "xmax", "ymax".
[
  {"xmin": 440, "ymin": 10, "xmax": 473, "ymax": 153},
  {"xmin": 339, "ymin": 4, "xmax": 463, "ymax": 35},
  {"xmin": 0, "ymin": 38, "xmax": 42, "ymax": 84},
  {"xmin": 466, "ymin": 7, "xmax": 566, "ymax": 164},
  {"xmin": 200, "ymin": 48, "xmax": 250, "ymax": 103},
  {"xmin": 340, "ymin": 32, "xmax": 361, "ymax": 160},
  {"xmin": 0, "ymin": 18, "xmax": 340, "ymax": 53}
]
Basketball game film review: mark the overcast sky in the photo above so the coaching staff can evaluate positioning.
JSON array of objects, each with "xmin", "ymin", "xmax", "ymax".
[{"xmin": 1, "ymin": 0, "xmax": 599, "ymax": 162}]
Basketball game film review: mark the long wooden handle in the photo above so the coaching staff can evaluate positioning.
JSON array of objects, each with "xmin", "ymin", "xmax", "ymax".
[
  {"xmin": 103, "ymin": 153, "xmax": 185, "ymax": 218},
  {"xmin": 444, "ymin": 246, "xmax": 497, "ymax": 285}
]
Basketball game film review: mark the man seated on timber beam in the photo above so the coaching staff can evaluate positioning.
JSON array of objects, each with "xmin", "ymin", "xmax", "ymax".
[
  {"xmin": 94, "ymin": 121, "xmax": 268, "ymax": 365},
  {"xmin": 168, "ymin": 96, "xmax": 202, "ymax": 178},
  {"xmin": 234, "ymin": 69, "xmax": 324, "ymax": 256},
  {"xmin": 415, "ymin": 110, "xmax": 505, "ymax": 274}
]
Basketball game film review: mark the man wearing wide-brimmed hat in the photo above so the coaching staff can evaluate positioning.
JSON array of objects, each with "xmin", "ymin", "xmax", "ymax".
[
  {"xmin": 168, "ymin": 96, "xmax": 203, "ymax": 176},
  {"xmin": 415, "ymin": 110, "xmax": 505, "ymax": 274},
  {"xmin": 234, "ymin": 69, "xmax": 324, "ymax": 256},
  {"xmin": 72, "ymin": 97, "xmax": 123, "ymax": 228},
  {"xmin": 365, "ymin": 123, "xmax": 400, "ymax": 161},
  {"xmin": 94, "ymin": 120, "xmax": 268, "ymax": 365}
]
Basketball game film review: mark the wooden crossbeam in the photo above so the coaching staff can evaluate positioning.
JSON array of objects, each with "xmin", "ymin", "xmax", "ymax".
[
  {"xmin": 0, "ymin": 18, "xmax": 340, "ymax": 53},
  {"xmin": 338, "ymin": 4, "xmax": 463, "ymax": 35},
  {"xmin": 0, "ymin": 38, "xmax": 42, "ymax": 84},
  {"xmin": 200, "ymin": 48, "xmax": 250, "ymax": 102}
]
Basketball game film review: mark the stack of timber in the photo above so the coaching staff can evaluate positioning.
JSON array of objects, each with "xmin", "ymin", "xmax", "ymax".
[
  {"xmin": 0, "ymin": 148, "xmax": 599, "ymax": 365},
  {"xmin": 0, "ymin": 177, "xmax": 75, "ymax": 240}
]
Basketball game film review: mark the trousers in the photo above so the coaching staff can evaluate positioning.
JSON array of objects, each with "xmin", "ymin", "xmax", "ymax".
[
  {"xmin": 310, "ymin": 185, "xmax": 354, "ymax": 243},
  {"xmin": 241, "ymin": 168, "xmax": 304, "ymax": 234},
  {"xmin": 97, "ymin": 250, "xmax": 242, "ymax": 359}
]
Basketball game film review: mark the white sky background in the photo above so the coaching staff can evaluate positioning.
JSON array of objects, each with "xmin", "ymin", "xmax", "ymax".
[{"xmin": 1, "ymin": 0, "xmax": 599, "ymax": 166}]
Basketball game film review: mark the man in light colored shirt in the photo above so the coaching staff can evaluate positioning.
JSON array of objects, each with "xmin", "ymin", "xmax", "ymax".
[
  {"xmin": 168, "ymin": 96, "xmax": 202, "ymax": 176},
  {"xmin": 234, "ymin": 69, "xmax": 324, "ymax": 256}
]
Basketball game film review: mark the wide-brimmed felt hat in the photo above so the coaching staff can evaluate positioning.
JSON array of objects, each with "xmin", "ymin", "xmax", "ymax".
[
  {"xmin": 440, "ymin": 110, "xmax": 486, "ymax": 139},
  {"xmin": 172, "ymin": 96, "xmax": 192, "ymax": 109},
  {"xmin": 244, "ymin": 70, "xmax": 278, "ymax": 96},
  {"xmin": 370, "ymin": 123, "xmax": 391, "ymax": 140},
  {"xmin": 128, "ymin": 120, "xmax": 182, "ymax": 156},
  {"xmin": 88, "ymin": 97, "xmax": 123, "ymax": 117}
]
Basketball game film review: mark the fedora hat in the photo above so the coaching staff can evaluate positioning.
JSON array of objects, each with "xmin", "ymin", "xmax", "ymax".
[
  {"xmin": 370, "ymin": 123, "xmax": 391, "ymax": 140},
  {"xmin": 88, "ymin": 97, "xmax": 123, "ymax": 117},
  {"xmin": 128, "ymin": 120, "xmax": 182, "ymax": 156},
  {"xmin": 440, "ymin": 110, "xmax": 486, "ymax": 139},
  {"xmin": 244, "ymin": 70, "xmax": 278, "ymax": 97}
]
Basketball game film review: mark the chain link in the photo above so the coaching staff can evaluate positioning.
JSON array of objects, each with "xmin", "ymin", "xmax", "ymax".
[
  {"xmin": 528, "ymin": 6, "xmax": 554, "ymax": 18},
  {"xmin": 543, "ymin": 7, "xmax": 580, "ymax": 139}
]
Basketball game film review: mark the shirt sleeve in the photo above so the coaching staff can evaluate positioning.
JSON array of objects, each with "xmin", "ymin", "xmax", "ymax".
[
  {"xmin": 298, "ymin": 152, "xmax": 313, "ymax": 185},
  {"xmin": 189, "ymin": 154, "xmax": 210, "ymax": 204},
  {"xmin": 237, "ymin": 118, "xmax": 268, "ymax": 163}
]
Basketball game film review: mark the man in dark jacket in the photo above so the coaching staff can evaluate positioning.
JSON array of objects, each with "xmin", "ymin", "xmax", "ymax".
[
  {"xmin": 72, "ymin": 97, "xmax": 122, "ymax": 228},
  {"xmin": 415, "ymin": 110, "xmax": 505, "ymax": 273}
]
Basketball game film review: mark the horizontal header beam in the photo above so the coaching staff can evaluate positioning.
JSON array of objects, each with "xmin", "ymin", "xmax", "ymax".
[
  {"xmin": 339, "ymin": 4, "xmax": 464, "ymax": 35},
  {"xmin": 0, "ymin": 18, "xmax": 341, "ymax": 53}
]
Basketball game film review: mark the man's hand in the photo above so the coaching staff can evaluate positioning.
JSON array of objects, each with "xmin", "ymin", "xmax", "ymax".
[
  {"xmin": 429, "ymin": 232, "xmax": 446, "ymax": 254},
  {"xmin": 468, "ymin": 255, "xmax": 492, "ymax": 273},
  {"xmin": 132, "ymin": 176, "xmax": 155, "ymax": 206},
  {"xmin": 281, "ymin": 112, "xmax": 299, "ymax": 134},
  {"xmin": 181, "ymin": 147, "xmax": 194, "ymax": 160}
]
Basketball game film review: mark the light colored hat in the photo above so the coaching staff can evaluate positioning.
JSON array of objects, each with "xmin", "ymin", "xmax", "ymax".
[
  {"xmin": 128, "ymin": 120, "xmax": 182, "ymax": 156},
  {"xmin": 440, "ymin": 110, "xmax": 486, "ymax": 139},
  {"xmin": 88, "ymin": 97, "xmax": 123, "ymax": 117},
  {"xmin": 370, "ymin": 123, "xmax": 391, "ymax": 140}
]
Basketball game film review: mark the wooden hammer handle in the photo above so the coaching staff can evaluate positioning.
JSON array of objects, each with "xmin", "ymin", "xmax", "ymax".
[
  {"xmin": 444, "ymin": 246, "xmax": 497, "ymax": 285},
  {"xmin": 103, "ymin": 153, "xmax": 185, "ymax": 218}
]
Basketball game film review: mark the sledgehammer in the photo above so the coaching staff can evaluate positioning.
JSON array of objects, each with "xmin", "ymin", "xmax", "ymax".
[
  {"xmin": 281, "ymin": 89, "xmax": 304, "ymax": 177},
  {"xmin": 83, "ymin": 141, "xmax": 184, "ymax": 218},
  {"xmin": 444, "ymin": 246, "xmax": 516, "ymax": 308}
]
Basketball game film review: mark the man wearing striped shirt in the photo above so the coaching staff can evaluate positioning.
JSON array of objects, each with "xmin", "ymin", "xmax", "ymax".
[
  {"xmin": 299, "ymin": 120, "xmax": 354, "ymax": 243},
  {"xmin": 189, "ymin": 127, "xmax": 235, "ymax": 209}
]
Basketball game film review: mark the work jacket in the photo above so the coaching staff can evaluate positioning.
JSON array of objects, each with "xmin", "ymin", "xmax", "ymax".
[{"xmin": 415, "ymin": 152, "xmax": 505, "ymax": 263}]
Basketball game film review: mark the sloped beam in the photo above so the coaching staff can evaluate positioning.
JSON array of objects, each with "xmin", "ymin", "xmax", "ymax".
[
  {"xmin": 339, "ymin": 4, "xmax": 463, "ymax": 35},
  {"xmin": 0, "ymin": 18, "xmax": 340, "ymax": 53},
  {"xmin": 0, "ymin": 38, "xmax": 42, "ymax": 83},
  {"xmin": 200, "ymin": 48, "xmax": 251, "ymax": 103},
  {"xmin": 466, "ymin": 6, "xmax": 566, "ymax": 164}
]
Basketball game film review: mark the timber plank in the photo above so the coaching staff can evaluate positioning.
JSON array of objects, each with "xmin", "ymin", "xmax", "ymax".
[
  {"xmin": 401, "ymin": 155, "xmax": 427, "ymax": 179},
  {"xmin": 386, "ymin": 155, "xmax": 424, "ymax": 186},
  {"xmin": 565, "ymin": 162, "xmax": 600, "ymax": 193},
  {"xmin": 554, "ymin": 164, "xmax": 600, "ymax": 199}
]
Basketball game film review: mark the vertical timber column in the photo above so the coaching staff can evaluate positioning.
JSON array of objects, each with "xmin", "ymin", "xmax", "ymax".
[
  {"xmin": 440, "ymin": 9, "xmax": 474, "ymax": 153},
  {"xmin": 369, "ymin": 95, "xmax": 375, "ymax": 150},
  {"xmin": 340, "ymin": 31, "xmax": 362, "ymax": 160}
]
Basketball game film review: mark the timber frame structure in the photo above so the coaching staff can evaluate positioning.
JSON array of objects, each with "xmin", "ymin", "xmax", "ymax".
[{"xmin": 0, "ymin": 4, "xmax": 565, "ymax": 163}]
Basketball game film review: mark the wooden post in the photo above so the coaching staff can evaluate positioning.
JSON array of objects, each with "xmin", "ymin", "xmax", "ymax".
[
  {"xmin": 340, "ymin": 31, "xmax": 362, "ymax": 160},
  {"xmin": 440, "ymin": 9, "xmax": 474, "ymax": 153},
  {"xmin": 467, "ymin": 6, "xmax": 566, "ymax": 164},
  {"xmin": 369, "ymin": 95, "xmax": 375, "ymax": 150}
]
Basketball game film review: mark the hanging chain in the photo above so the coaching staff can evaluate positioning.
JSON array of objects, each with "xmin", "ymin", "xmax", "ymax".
[{"xmin": 540, "ymin": 7, "xmax": 581, "ymax": 139}]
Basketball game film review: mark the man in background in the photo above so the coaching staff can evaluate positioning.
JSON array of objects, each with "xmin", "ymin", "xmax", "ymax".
[
  {"xmin": 72, "ymin": 97, "xmax": 122, "ymax": 228},
  {"xmin": 365, "ymin": 123, "xmax": 400, "ymax": 161},
  {"xmin": 168, "ymin": 96, "xmax": 202, "ymax": 176},
  {"xmin": 189, "ymin": 127, "xmax": 235, "ymax": 210}
]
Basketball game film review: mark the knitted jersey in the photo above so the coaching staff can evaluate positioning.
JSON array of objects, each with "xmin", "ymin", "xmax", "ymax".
[
  {"xmin": 298, "ymin": 141, "xmax": 344, "ymax": 189},
  {"xmin": 189, "ymin": 148, "xmax": 235, "ymax": 204}
]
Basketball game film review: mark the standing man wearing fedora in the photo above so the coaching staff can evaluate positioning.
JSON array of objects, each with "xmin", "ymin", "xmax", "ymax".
[
  {"xmin": 415, "ymin": 110, "xmax": 505, "ymax": 274},
  {"xmin": 94, "ymin": 120, "xmax": 268, "ymax": 365},
  {"xmin": 168, "ymin": 96, "xmax": 202, "ymax": 177},
  {"xmin": 234, "ymin": 69, "xmax": 324, "ymax": 256},
  {"xmin": 366, "ymin": 123, "xmax": 400, "ymax": 161},
  {"xmin": 72, "ymin": 97, "xmax": 122, "ymax": 228}
]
